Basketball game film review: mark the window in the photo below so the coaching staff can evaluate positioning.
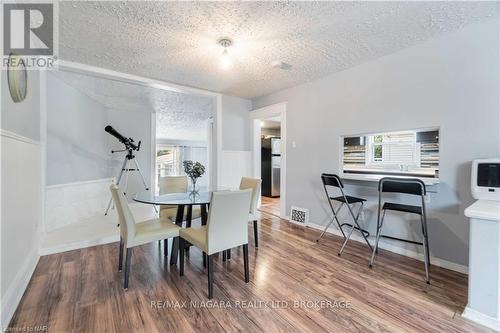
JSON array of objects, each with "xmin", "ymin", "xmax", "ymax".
[
  {"xmin": 155, "ymin": 144, "xmax": 209, "ymax": 192},
  {"xmin": 341, "ymin": 128, "xmax": 439, "ymax": 178},
  {"xmin": 368, "ymin": 132, "xmax": 419, "ymax": 166}
]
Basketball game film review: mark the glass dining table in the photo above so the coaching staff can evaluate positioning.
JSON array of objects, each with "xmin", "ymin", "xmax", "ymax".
[{"xmin": 133, "ymin": 189, "xmax": 217, "ymax": 265}]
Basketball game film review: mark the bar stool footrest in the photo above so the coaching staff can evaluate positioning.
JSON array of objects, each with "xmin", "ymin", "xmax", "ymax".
[
  {"xmin": 340, "ymin": 223, "xmax": 370, "ymax": 238},
  {"xmin": 381, "ymin": 234, "xmax": 423, "ymax": 246}
]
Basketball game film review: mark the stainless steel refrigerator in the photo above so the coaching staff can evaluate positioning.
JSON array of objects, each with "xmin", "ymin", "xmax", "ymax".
[{"xmin": 262, "ymin": 138, "xmax": 280, "ymax": 197}]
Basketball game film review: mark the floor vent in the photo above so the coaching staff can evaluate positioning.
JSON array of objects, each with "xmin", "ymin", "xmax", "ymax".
[{"xmin": 290, "ymin": 206, "xmax": 309, "ymax": 225}]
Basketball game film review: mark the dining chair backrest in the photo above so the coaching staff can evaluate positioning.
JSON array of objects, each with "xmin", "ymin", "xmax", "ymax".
[
  {"xmin": 206, "ymin": 189, "xmax": 253, "ymax": 255},
  {"xmin": 239, "ymin": 177, "xmax": 262, "ymax": 215},
  {"xmin": 378, "ymin": 177, "xmax": 426, "ymax": 196},
  {"xmin": 158, "ymin": 175, "xmax": 188, "ymax": 194},
  {"xmin": 110, "ymin": 184, "xmax": 136, "ymax": 244}
]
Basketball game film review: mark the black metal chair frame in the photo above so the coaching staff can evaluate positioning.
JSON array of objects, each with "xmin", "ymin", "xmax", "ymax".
[
  {"xmin": 369, "ymin": 177, "xmax": 430, "ymax": 283},
  {"xmin": 317, "ymin": 173, "xmax": 372, "ymax": 255}
]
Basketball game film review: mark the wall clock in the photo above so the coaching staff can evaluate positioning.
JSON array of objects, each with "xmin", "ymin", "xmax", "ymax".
[{"xmin": 7, "ymin": 54, "xmax": 28, "ymax": 103}]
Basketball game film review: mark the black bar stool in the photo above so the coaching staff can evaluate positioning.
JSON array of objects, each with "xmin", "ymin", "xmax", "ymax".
[
  {"xmin": 317, "ymin": 173, "xmax": 372, "ymax": 255},
  {"xmin": 369, "ymin": 177, "xmax": 430, "ymax": 283}
]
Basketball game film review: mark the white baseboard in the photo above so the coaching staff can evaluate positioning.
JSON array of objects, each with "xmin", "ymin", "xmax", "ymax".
[
  {"xmin": 306, "ymin": 222, "xmax": 468, "ymax": 274},
  {"xmin": 462, "ymin": 306, "xmax": 500, "ymax": 332},
  {"xmin": 1, "ymin": 249, "xmax": 40, "ymax": 329}
]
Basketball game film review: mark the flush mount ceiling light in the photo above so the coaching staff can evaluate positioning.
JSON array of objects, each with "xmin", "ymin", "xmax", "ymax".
[{"xmin": 218, "ymin": 38, "xmax": 233, "ymax": 70}]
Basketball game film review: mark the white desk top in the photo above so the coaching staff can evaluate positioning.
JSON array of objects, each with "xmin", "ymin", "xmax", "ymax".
[
  {"xmin": 341, "ymin": 173, "xmax": 440, "ymax": 186},
  {"xmin": 465, "ymin": 200, "xmax": 500, "ymax": 222}
]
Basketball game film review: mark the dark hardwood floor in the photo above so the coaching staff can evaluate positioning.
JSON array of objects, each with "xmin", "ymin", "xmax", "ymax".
[{"xmin": 9, "ymin": 212, "xmax": 490, "ymax": 332}]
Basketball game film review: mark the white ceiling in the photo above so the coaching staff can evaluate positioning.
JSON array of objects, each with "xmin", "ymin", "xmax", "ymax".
[
  {"xmin": 50, "ymin": 71, "xmax": 214, "ymax": 141},
  {"xmin": 60, "ymin": 2, "xmax": 499, "ymax": 99}
]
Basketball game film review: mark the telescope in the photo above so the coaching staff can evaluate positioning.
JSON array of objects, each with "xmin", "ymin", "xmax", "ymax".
[
  {"xmin": 104, "ymin": 125, "xmax": 150, "ymax": 216},
  {"xmin": 105, "ymin": 125, "xmax": 141, "ymax": 152}
]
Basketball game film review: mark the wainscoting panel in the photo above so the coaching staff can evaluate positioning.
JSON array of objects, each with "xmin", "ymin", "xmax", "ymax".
[
  {"xmin": 1, "ymin": 130, "xmax": 42, "ymax": 328},
  {"xmin": 45, "ymin": 178, "xmax": 114, "ymax": 232}
]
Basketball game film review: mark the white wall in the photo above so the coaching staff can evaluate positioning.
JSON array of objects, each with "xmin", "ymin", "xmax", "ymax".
[
  {"xmin": 46, "ymin": 72, "xmax": 152, "ymax": 197},
  {"xmin": 221, "ymin": 95, "xmax": 252, "ymax": 151},
  {"xmin": 47, "ymin": 73, "xmax": 110, "ymax": 185},
  {"xmin": 253, "ymin": 19, "xmax": 500, "ymax": 268},
  {"xmin": 219, "ymin": 95, "xmax": 253, "ymax": 187},
  {"xmin": 1, "ymin": 70, "xmax": 42, "ymax": 327}
]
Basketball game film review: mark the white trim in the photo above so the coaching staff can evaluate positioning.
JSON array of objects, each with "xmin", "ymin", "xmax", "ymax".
[
  {"xmin": 45, "ymin": 177, "xmax": 115, "ymax": 189},
  {"xmin": 250, "ymin": 102, "xmax": 287, "ymax": 219},
  {"xmin": 58, "ymin": 60, "xmax": 220, "ymax": 97},
  {"xmin": 462, "ymin": 306, "xmax": 500, "ymax": 332},
  {"xmin": 216, "ymin": 95, "xmax": 223, "ymax": 187},
  {"xmin": 40, "ymin": 70, "xmax": 48, "ymax": 236},
  {"xmin": 307, "ymin": 222, "xmax": 468, "ymax": 274},
  {"xmin": 150, "ymin": 112, "xmax": 157, "ymax": 193},
  {"xmin": 39, "ymin": 234, "xmax": 119, "ymax": 256},
  {"xmin": 0, "ymin": 129, "xmax": 40, "ymax": 146},
  {"xmin": 1, "ymin": 249, "xmax": 39, "ymax": 329}
]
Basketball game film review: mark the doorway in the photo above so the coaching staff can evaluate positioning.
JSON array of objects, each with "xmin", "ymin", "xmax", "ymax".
[
  {"xmin": 259, "ymin": 118, "xmax": 281, "ymax": 217},
  {"xmin": 250, "ymin": 102, "xmax": 287, "ymax": 219}
]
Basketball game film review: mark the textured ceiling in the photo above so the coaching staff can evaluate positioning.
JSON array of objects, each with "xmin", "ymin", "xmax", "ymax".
[
  {"xmin": 50, "ymin": 70, "xmax": 214, "ymax": 141},
  {"xmin": 60, "ymin": 2, "xmax": 499, "ymax": 99}
]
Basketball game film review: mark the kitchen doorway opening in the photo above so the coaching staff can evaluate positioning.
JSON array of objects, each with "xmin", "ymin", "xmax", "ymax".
[
  {"xmin": 250, "ymin": 102, "xmax": 287, "ymax": 219},
  {"xmin": 259, "ymin": 118, "xmax": 281, "ymax": 217}
]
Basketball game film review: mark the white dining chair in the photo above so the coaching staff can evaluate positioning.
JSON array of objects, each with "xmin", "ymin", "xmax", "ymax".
[
  {"xmin": 240, "ymin": 177, "xmax": 262, "ymax": 247},
  {"xmin": 110, "ymin": 184, "xmax": 181, "ymax": 289},
  {"xmin": 179, "ymin": 189, "xmax": 253, "ymax": 299},
  {"xmin": 158, "ymin": 175, "xmax": 201, "ymax": 223}
]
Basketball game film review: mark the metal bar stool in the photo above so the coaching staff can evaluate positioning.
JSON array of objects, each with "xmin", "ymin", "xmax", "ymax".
[
  {"xmin": 369, "ymin": 177, "xmax": 431, "ymax": 283},
  {"xmin": 317, "ymin": 173, "xmax": 372, "ymax": 255}
]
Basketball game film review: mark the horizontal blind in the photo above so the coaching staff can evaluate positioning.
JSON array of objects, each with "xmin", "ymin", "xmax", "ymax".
[{"xmin": 381, "ymin": 133, "xmax": 417, "ymax": 163}]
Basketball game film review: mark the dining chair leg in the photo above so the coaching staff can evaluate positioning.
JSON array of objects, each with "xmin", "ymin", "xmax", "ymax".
[
  {"xmin": 207, "ymin": 254, "xmax": 214, "ymax": 299},
  {"xmin": 203, "ymin": 252, "xmax": 207, "ymax": 268},
  {"xmin": 179, "ymin": 238, "xmax": 184, "ymax": 276},
  {"xmin": 124, "ymin": 247, "xmax": 132, "ymax": 290},
  {"xmin": 163, "ymin": 238, "xmax": 168, "ymax": 257},
  {"xmin": 243, "ymin": 244, "xmax": 249, "ymax": 283},
  {"xmin": 118, "ymin": 237, "xmax": 124, "ymax": 272},
  {"xmin": 253, "ymin": 220, "xmax": 259, "ymax": 248},
  {"xmin": 226, "ymin": 249, "xmax": 231, "ymax": 260},
  {"xmin": 222, "ymin": 250, "xmax": 227, "ymax": 262}
]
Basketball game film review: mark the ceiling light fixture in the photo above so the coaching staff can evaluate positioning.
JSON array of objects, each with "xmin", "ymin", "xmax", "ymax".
[{"xmin": 218, "ymin": 38, "xmax": 233, "ymax": 70}]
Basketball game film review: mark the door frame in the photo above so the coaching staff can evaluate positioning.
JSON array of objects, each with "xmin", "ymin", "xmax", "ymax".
[{"xmin": 249, "ymin": 102, "xmax": 287, "ymax": 219}]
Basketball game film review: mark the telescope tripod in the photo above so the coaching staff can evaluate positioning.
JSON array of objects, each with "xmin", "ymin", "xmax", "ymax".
[{"xmin": 105, "ymin": 149, "xmax": 156, "ymax": 216}]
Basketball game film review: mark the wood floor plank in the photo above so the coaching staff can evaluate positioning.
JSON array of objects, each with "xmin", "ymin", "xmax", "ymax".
[{"xmin": 8, "ymin": 212, "xmax": 490, "ymax": 333}]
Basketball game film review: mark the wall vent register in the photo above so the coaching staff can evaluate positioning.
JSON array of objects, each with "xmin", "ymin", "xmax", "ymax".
[{"xmin": 341, "ymin": 128, "xmax": 439, "ymax": 179}]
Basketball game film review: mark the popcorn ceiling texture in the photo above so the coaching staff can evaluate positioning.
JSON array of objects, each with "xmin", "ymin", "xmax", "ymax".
[
  {"xmin": 51, "ymin": 71, "xmax": 214, "ymax": 141},
  {"xmin": 60, "ymin": 1, "xmax": 499, "ymax": 99}
]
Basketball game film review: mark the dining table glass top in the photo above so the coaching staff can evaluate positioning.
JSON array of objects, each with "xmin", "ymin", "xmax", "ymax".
[{"xmin": 133, "ymin": 186, "xmax": 235, "ymax": 206}]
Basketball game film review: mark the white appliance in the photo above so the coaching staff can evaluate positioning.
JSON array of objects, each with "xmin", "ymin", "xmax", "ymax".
[
  {"xmin": 463, "ymin": 158, "xmax": 500, "ymax": 331},
  {"xmin": 471, "ymin": 158, "xmax": 500, "ymax": 201}
]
